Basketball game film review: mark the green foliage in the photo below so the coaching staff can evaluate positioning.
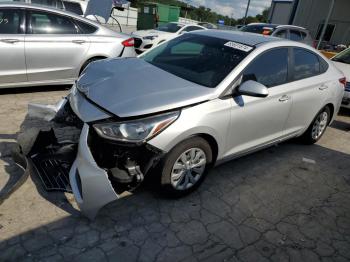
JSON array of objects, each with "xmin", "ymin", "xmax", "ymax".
[{"xmin": 130, "ymin": 0, "xmax": 270, "ymax": 26}]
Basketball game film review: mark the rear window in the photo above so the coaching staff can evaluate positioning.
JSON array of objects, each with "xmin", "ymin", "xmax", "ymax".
[
  {"xmin": 240, "ymin": 24, "xmax": 275, "ymax": 35},
  {"xmin": 74, "ymin": 19, "xmax": 97, "ymax": 34},
  {"xmin": 290, "ymin": 30, "xmax": 302, "ymax": 41},
  {"xmin": 141, "ymin": 34, "xmax": 252, "ymax": 88}
]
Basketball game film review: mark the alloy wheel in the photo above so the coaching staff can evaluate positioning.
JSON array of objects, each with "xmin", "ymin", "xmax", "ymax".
[
  {"xmin": 311, "ymin": 111, "xmax": 328, "ymax": 140},
  {"xmin": 170, "ymin": 148, "xmax": 207, "ymax": 191}
]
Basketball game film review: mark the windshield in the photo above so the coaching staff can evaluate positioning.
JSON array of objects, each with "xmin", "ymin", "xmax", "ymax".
[
  {"xmin": 156, "ymin": 23, "xmax": 183, "ymax": 33},
  {"xmin": 240, "ymin": 24, "xmax": 275, "ymax": 35},
  {"xmin": 332, "ymin": 48, "xmax": 350, "ymax": 64},
  {"xmin": 141, "ymin": 34, "xmax": 252, "ymax": 88}
]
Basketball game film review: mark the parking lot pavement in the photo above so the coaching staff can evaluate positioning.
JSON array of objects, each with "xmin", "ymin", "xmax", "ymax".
[{"xmin": 0, "ymin": 87, "xmax": 349, "ymax": 262}]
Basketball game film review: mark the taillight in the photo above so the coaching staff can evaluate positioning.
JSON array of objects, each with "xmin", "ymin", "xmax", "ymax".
[
  {"xmin": 339, "ymin": 77, "xmax": 346, "ymax": 88},
  {"xmin": 122, "ymin": 38, "xmax": 134, "ymax": 47}
]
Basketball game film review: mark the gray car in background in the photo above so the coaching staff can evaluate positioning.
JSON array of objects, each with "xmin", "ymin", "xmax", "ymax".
[
  {"xmin": 241, "ymin": 23, "xmax": 315, "ymax": 47},
  {"xmin": 0, "ymin": 3, "xmax": 135, "ymax": 88}
]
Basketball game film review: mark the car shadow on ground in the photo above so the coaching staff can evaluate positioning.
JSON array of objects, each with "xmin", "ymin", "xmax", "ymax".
[
  {"xmin": 1, "ymin": 140, "xmax": 350, "ymax": 261},
  {"xmin": 0, "ymin": 85, "xmax": 71, "ymax": 95}
]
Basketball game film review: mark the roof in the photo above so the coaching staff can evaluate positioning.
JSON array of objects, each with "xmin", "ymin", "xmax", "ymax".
[
  {"xmin": 0, "ymin": 2, "xmax": 99, "ymax": 26},
  {"xmin": 191, "ymin": 30, "xmax": 282, "ymax": 46}
]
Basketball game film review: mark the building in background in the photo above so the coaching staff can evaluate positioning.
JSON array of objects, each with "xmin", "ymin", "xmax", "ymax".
[{"xmin": 269, "ymin": 0, "xmax": 350, "ymax": 46}]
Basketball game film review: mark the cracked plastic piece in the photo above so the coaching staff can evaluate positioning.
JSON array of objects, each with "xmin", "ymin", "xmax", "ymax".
[{"xmin": 28, "ymin": 99, "xmax": 67, "ymax": 121}]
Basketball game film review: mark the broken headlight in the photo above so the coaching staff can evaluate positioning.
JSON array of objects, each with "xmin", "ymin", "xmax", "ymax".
[{"xmin": 93, "ymin": 111, "xmax": 179, "ymax": 143}]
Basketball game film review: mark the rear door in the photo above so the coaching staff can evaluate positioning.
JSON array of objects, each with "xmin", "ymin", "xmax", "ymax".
[
  {"xmin": 0, "ymin": 8, "xmax": 26, "ymax": 86},
  {"xmin": 25, "ymin": 9, "xmax": 90, "ymax": 83},
  {"xmin": 284, "ymin": 47, "xmax": 331, "ymax": 134},
  {"xmin": 225, "ymin": 48, "xmax": 293, "ymax": 156}
]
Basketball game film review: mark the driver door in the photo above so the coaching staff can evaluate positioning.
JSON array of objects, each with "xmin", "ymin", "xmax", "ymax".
[{"xmin": 224, "ymin": 48, "xmax": 293, "ymax": 157}]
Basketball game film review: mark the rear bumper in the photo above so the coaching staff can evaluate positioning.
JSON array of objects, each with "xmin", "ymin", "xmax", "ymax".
[
  {"xmin": 342, "ymin": 91, "xmax": 350, "ymax": 109},
  {"xmin": 133, "ymin": 37, "xmax": 154, "ymax": 53},
  {"xmin": 69, "ymin": 124, "xmax": 118, "ymax": 219}
]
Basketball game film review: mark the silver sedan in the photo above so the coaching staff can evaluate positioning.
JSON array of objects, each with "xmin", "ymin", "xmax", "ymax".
[
  {"xmin": 19, "ymin": 30, "xmax": 345, "ymax": 219},
  {"xmin": 0, "ymin": 3, "xmax": 135, "ymax": 88}
]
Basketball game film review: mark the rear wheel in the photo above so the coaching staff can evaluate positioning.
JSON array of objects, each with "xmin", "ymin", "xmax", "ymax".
[
  {"xmin": 160, "ymin": 137, "xmax": 212, "ymax": 197},
  {"xmin": 300, "ymin": 106, "xmax": 330, "ymax": 144}
]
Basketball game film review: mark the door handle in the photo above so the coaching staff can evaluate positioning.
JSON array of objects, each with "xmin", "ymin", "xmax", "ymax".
[
  {"xmin": 279, "ymin": 95, "xmax": 290, "ymax": 102},
  {"xmin": 319, "ymin": 84, "xmax": 329, "ymax": 90},
  {"xmin": 1, "ymin": 39, "xmax": 20, "ymax": 44},
  {"xmin": 72, "ymin": 40, "xmax": 86, "ymax": 44}
]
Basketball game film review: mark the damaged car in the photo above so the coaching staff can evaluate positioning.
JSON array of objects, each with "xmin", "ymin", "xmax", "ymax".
[{"xmin": 17, "ymin": 30, "xmax": 345, "ymax": 219}]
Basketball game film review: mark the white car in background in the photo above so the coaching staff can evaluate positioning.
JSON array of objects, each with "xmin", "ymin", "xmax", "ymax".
[
  {"xmin": 332, "ymin": 48, "xmax": 350, "ymax": 109},
  {"xmin": 0, "ymin": 3, "xmax": 136, "ymax": 89},
  {"xmin": 132, "ymin": 22, "xmax": 206, "ymax": 53}
]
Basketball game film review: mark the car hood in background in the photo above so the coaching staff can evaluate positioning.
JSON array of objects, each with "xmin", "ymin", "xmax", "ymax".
[
  {"xmin": 332, "ymin": 61, "xmax": 350, "ymax": 79},
  {"xmin": 132, "ymin": 30, "xmax": 173, "ymax": 38},
  {"xmin": 77, "ymin": 58, "xmax": 215, "ymax": 118}
]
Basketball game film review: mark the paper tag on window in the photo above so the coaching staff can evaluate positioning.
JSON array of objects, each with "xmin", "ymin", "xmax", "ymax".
[{"xmin": 224, "ymin": 41, "xmax": 253, "ymax": 52}]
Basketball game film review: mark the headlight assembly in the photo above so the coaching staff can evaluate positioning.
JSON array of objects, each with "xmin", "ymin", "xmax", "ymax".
[{"xmin": 93, "ymin": 111, "xmax": 180, "ymax": 143}]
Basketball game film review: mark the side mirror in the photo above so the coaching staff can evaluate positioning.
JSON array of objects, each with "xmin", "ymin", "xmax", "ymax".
[{"xmin": 238, "ymin": 80, "xmax": 269, "ymax": 98}]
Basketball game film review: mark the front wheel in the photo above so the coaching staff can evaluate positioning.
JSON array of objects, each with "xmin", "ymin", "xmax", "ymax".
[
  {"xmin": 159, "ymin": 137, "xmax": 212, "ymax": 197},
  {"xmin": 301, "ymin": 106, "xmax": 331, "ymax": 144}
]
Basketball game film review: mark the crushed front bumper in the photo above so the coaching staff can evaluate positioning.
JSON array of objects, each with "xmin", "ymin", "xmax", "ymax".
[
  {"xmin": 69, "ymin": 124, "xmax": 119, "ymax": 219},
  {"xmin": 16, "ymin": 97, "xmax": 164, "ymax": 219}
]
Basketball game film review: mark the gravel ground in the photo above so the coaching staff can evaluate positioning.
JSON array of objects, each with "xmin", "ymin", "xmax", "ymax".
[{"xmin": 0, "ymin": 86, "xmax": 350, "ymax": 262}]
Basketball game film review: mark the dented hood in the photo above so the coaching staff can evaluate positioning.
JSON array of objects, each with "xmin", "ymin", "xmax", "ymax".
[{"xmin": 77, "ymin": 58, "xmax": 215, "ymax": 118}]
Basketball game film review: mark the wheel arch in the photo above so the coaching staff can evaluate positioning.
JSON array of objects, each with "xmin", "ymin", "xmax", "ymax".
[
  {"xmin": 324, "ymin": 103, "xmax": 335, "ymax": 124},
  {"xmin": 79, "ymin": 56, "xmax": 109, "ymax": 75},
  {"xmin": 190, "ymin": 133, "xmax": 219, "ymax": 165}
]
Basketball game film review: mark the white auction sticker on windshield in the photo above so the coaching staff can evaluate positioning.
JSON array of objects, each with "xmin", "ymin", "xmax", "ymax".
[{"xmin": 224, "ymin": 41, "xmax": 253, "ymax": 52}]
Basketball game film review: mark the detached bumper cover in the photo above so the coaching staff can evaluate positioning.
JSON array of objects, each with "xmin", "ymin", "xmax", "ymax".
[{"xmin": 70, "ymin": 124, "xmax": 119, "ymax": 219}]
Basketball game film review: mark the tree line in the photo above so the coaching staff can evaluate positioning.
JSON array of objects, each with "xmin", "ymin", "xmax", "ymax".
[{"xmin": 129, "ymin": 0, "xmax": 270, "ymax": 26}]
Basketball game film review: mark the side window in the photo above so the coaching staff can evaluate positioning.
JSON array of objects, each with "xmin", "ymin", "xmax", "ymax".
[
  {"xmin": 293, "ymin": 48, "xmax": 320, "ymax": 81},
  {"xmin": 74, "ymin": 20, "xmax": 97, "ymax": 34},
  {"xmin": 29, "ymin": 10, "xmax": 78, "ymax": 34},
  {"xmin": 274, "ymin": 30, "xmax": 287, "ymax": 39},
  {"xmin": 242, "ymin": 48, "xmax": 289, "ymax": 88},
  {"xmin": 29, "ymin": 11, "xmax": 78, "ymax": 34},
  {"xmin": 290, "ymin": 30, "xmax": 302, "ymax": 41},
  {"xmin": 0, "ymin": 9, "xmax": 21, "ymax": 34},
  {"xmin": 63, "ymin": 1, "xmax": 83, "ymax": 15}
]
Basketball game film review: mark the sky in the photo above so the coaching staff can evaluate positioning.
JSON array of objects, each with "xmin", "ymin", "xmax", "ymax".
[{"xmin": 182, "ymin": 0, "xmax": 272, "ymax": 19}]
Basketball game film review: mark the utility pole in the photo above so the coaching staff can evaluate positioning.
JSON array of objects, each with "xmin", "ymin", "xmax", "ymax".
[
  {"xmin": 243, "ymin": 0, "xmax": 251, "ymax": 25},
  {"xmin": 316, "ymin": 0, "xmax": 335, "ymax": 49}
]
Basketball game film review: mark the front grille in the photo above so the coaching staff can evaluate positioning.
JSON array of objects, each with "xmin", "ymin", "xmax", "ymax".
[
  {"xmin": 31, "ymin": 148, "xmax": 72, "ymax": 193},
  {"xmin": 134, "ymin": 37, "xmax": 142, "ymax": 48},
  {"xmin": 345, "ymin": 82, "xmax": 350, "ymax": 92}
]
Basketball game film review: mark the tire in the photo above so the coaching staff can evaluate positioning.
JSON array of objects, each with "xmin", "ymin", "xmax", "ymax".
[
  {"xmin": 159, "ymin": 137, "xmax": 213, "ymax": 197},
  {"xmin": 79, "ymin": 57, "xmax": 104, "ymax": 76},
  {"xmin": 300, "ymin": 106, "xmax": 331, "ymax": 144}
]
